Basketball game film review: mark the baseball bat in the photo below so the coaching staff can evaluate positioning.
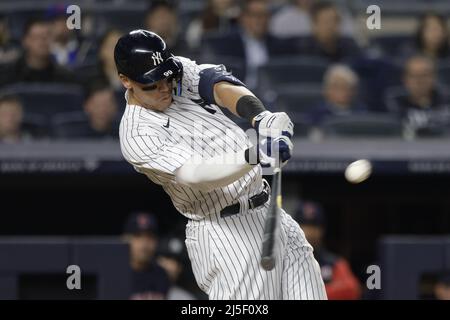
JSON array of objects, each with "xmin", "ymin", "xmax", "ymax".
[{"xmin": 260, "ymin": 167, "xmax": 282, "ymax": 271}]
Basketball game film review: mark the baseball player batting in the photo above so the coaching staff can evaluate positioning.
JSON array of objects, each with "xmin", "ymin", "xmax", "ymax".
[{"xmin": 115, "ymin": 30, "xmax": 326, "ymax": 300}]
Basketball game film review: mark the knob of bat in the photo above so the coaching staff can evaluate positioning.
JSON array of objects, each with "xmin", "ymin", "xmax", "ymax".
[{"xmin": 261, "ymin": 257, "xmax": 275, "ymax": 271}]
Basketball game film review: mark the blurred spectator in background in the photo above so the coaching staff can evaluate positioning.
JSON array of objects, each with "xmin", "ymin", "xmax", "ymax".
[
  {"xmin": 0, "ymin": 15, "xmax": 20, "ymax": 64},
  {"xmin": 144, "ymin": 1, "xmax": 188, "ymax": 56},
  {"xmin": 86, "ymin": 29, "xmax": 124, "ymax": 90},
  {"xmin": 157, "ymin": 236, "xmax": 197, "ymax": 300},
  {"xmin": 204, "ymin": 0, "xmax": 292, "ymax": 88},
  {"xmin": 434, "ymin": 272, "xmax": 450, "ymax": 300},
  {"xmin": 387, "ymin": 56, "xmax": 450, "ymax": 136},
  {"xmin": 309, "ymin": 64, "xmax": 365, "ymax": 125},
  {"xmin": 186, "ymin": 0, "xmax": 239, "ymax": 51},
  {"xmin": 52, "ymin": 81, "xmax": 119, "ymax": 139},
  {"xmin": 298, "ymin": 1, "xmax": 360, "ymax": 62},
  {"xmin": 295, "ymin": 201, "xmax": 361, "ymax": 300},
  {"xmin": 0, "ymin": 18, "xmax": 75, "ymax": 87},
  {"xmin": 46, "ymin": 4, "xmax": 81, "ymax": 68},
  {"xmin": 123, "ymin": 212, "xmax": 171, "ymax": 300},
  {"xmin": 82, "ymin": 82, "xmax": 119, "ymax": 138},
  {"xmin": 0, "ymin": 95, "xmax": 24, "ymax": 143},
  {"xmin": 270, "ymin": 0, "xmax": 355, "ymax": 39},
  {"xmin": 400, "ymin": 13, "xmax": 450, "ymax": 61}
]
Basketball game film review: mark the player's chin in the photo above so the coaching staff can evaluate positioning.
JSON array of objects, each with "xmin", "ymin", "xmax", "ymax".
[{"xmin": 157, "ymin": 96, "xmax": 173, "ymax": 110}]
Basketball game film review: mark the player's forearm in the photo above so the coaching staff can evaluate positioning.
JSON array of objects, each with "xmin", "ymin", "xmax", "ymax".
[
  {"xmin": 213, "ymin": 81, "xmax": 257, "ymax": 117},
  {"xmin": 175, "ymin": 148, "xmax": 255, "ymax": 193}
]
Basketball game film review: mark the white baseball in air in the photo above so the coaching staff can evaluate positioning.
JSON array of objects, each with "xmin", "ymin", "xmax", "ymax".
[{"xmin": 345, "ymin": 159, "xmax": 372, "ymax": 184}]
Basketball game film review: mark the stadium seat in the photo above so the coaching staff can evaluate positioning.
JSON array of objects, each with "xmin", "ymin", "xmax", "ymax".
[
  {"xmin": 73, "ymin": 39, "xmax": 100, "ymax": 69},
  {"xmin": 383, "ymin": 86, "xmax": 450, "ymax": 138},
  {"xmin": 178, "ymin": 5, "xmax": 203, "ymax": 35},
  {"xmin": 92, "ymin": 5, "xmax": 146, "ymax": 37},
  {"xmin": 383, "ymin": 86, "xmax": 407, "ymax": 113},
  {"xmin": 351, "ymin": 0, "xmax": 450, "ymax": 16},
  {"xmin": 22, "ymin": 113, "xmax": 49, "ymax": 138},
  {"xmin": 369, "ymin": 34, "xmax": 412, "ymax": 57},
  {"xmin": 265, "ymin": 84, "xmax": 323, "ymax": 115},
  {"xmin": 320, "ymin": 113, "xmax": 403, "ymax": 138},
  {"xmin": 350, "ymin": 57, "xmax": 403, "ymax": 112},
  {"xmin": 0, "ymin": 83, "xmax": 84, "ymax": 118},
  {"xmin": 384, "ymin": 84, "xmax": 450, "ymax": 112},
  {"xmin": 73, "ymin": 61, "xmax": 99, "ymax": 81},
  {"xmin": 50, "ymin": 111, "xmax": 90, "ymax": 139},
  {"xmin": 438, "ymin": 61, "xmax": 450, "ymax": 86},
  {"xmin": 257, "ymin": 57, "xmax": 329, "ymax": 92},
  {"xmin": 114, "ymin": 89, "xmax": 126, "ymax": 107},
  {"xmin": 287, "ymin": 115, "xmax": 311, "ymax": 137},
  {"xmin": 201, "ymin": 31, "xmax": 233, "ymax": 53},
  {"xmin": 51, "ymin": 111, "xmax": 120, "ymax": 139}
]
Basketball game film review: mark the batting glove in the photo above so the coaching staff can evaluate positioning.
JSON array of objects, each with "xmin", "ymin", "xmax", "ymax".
[{"xmin": 253, "ymin": 111, "xmax": 294, "ymax": 168}]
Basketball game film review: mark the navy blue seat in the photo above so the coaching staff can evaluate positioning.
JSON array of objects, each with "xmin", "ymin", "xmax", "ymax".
[
  {"xmin": 51, "ymin": 111, "xmax": 119, "ymax": 139},
  {"xmin": 286, "ymin": 114, "xmax": 311, "ymax": 137},
  {"xmin": 438, "ymin": 61, "xmax": 450, "ymax": 86},
  {"xmin": 178, "ymin": 6, "xmax": 203, "ymax": 35},
  {"xmin": 202, "ymin": 31, "xmax": 297, "ymax": 83},
  {"xmin": 320, "ymin": 113, "xmax": 403, "ymax": 138},
  {"xmin": 74, "ymin": 61, "xmax": 99, "ymax": 81},
  {"xmin": 257, "ymin": 57, "xmax": 329, "ymax": 92},
  {"xmin": 383, "ymin": 86, "xmax": 407, "ymax": 113},
  {"xmin": 93, "ymin": 8, "xmax": 146, "ymax": 37},
  {"xmin": 264, "ymin": 84, "xmax": 323, "ymax": 114},
  {"xmin": 22, "ymin": 113, "xmax": 49, "ymax": 138},
  {"xmin": 1, "ymin": 83, "xmax": 84, "ymax": 118},
  {"xmin": 51, "ymin": 111, "xmax": 90, "ymax": 139},
  {"xmin": 369, "ymin": 34, "xmax": 412, "ymax": 57},
  {"xmin": 114, "ymin": 89, "xmax": 126, "ymax": 107}
]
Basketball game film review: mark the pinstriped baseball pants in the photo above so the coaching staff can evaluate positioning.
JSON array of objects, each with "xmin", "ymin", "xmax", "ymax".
[{"xmin": 185, "ymin": 203, "xmax": 327, "ymax": 300}]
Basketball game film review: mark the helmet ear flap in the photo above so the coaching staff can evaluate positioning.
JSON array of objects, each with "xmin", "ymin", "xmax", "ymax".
[
  {"xmin": 172, "ymin": 76, "xmax": 182, "ymax": 96},
  {"xmin": 170, "ymin": 59, "xmax": 183, "ymax": 96}
]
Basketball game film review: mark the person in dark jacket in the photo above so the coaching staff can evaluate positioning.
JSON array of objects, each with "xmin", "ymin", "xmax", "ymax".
[
  {"xmin": 0, "ymin": 17, "xmax": 76, "ymax": 87},
  {"xmin": 309, "ymin": 64, "xmax": 366, "ymax": 126},
  {"xmin": 399, "ymin": 13, "xmax": 450, "ymax": 61},
  {"xmin": 202, "ymin": 0, "xmax": 294, "ymax": 88},
  {"xmin": 123, "ymin": 211, "xmax": 171, "ymax": 300},
  {"xmin": 52, "ymin": 81, "xmax": 119, "ymax": 139},
  {"xmin": 297, "ymin": 1, "xmax": 360, "ymax": 63},
  {"xmin": 386, "ymin": 56, "xmax": 450, "ymax": 136},
  {"xmin": 294, "ymin": 201, "xmax": 362, "ymax": 300}
]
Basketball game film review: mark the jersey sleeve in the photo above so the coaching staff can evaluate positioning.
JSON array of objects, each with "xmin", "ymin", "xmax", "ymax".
[
  {"xmin": 176, "ymin": 56, "xmax": 246, "ymax": 105},
  {"xmin": 120, "ymin": 126, "xmax": 193, "ymax": 176}
]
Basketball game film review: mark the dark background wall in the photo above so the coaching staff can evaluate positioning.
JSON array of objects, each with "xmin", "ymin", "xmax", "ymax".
[{"xmin": 2, "ymin": 172, "xmax": 450, "ymax": 281}]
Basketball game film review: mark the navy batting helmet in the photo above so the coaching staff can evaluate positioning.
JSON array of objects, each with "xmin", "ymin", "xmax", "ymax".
[{"xmin": 114, "ymin": 29, "xmax": 182, "ymax": 85}]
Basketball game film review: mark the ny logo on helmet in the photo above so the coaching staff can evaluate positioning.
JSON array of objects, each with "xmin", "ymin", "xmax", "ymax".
[{"xmin": 152, "ymin": 52, "xmax": 163, "ymax": 66}]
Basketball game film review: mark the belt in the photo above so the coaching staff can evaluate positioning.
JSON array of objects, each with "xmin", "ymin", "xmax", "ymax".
[{"xmin": 220, "ymin": 188, "xmax": 269, "ymax": 218}]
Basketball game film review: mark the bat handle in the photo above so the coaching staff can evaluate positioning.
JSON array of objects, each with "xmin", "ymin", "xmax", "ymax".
[{"xmin": 260, "ymin": 168, "xmax": 282, "ymax": 271}]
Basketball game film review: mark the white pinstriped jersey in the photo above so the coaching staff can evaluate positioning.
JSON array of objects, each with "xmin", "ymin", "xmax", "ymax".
[
  {"xmin": 119, "ymin": 55, "xmax": 327, "ymax": 300},
  {"xmin": 119, "ymin": 57, "xmax": 263, "ymax": 221}
]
